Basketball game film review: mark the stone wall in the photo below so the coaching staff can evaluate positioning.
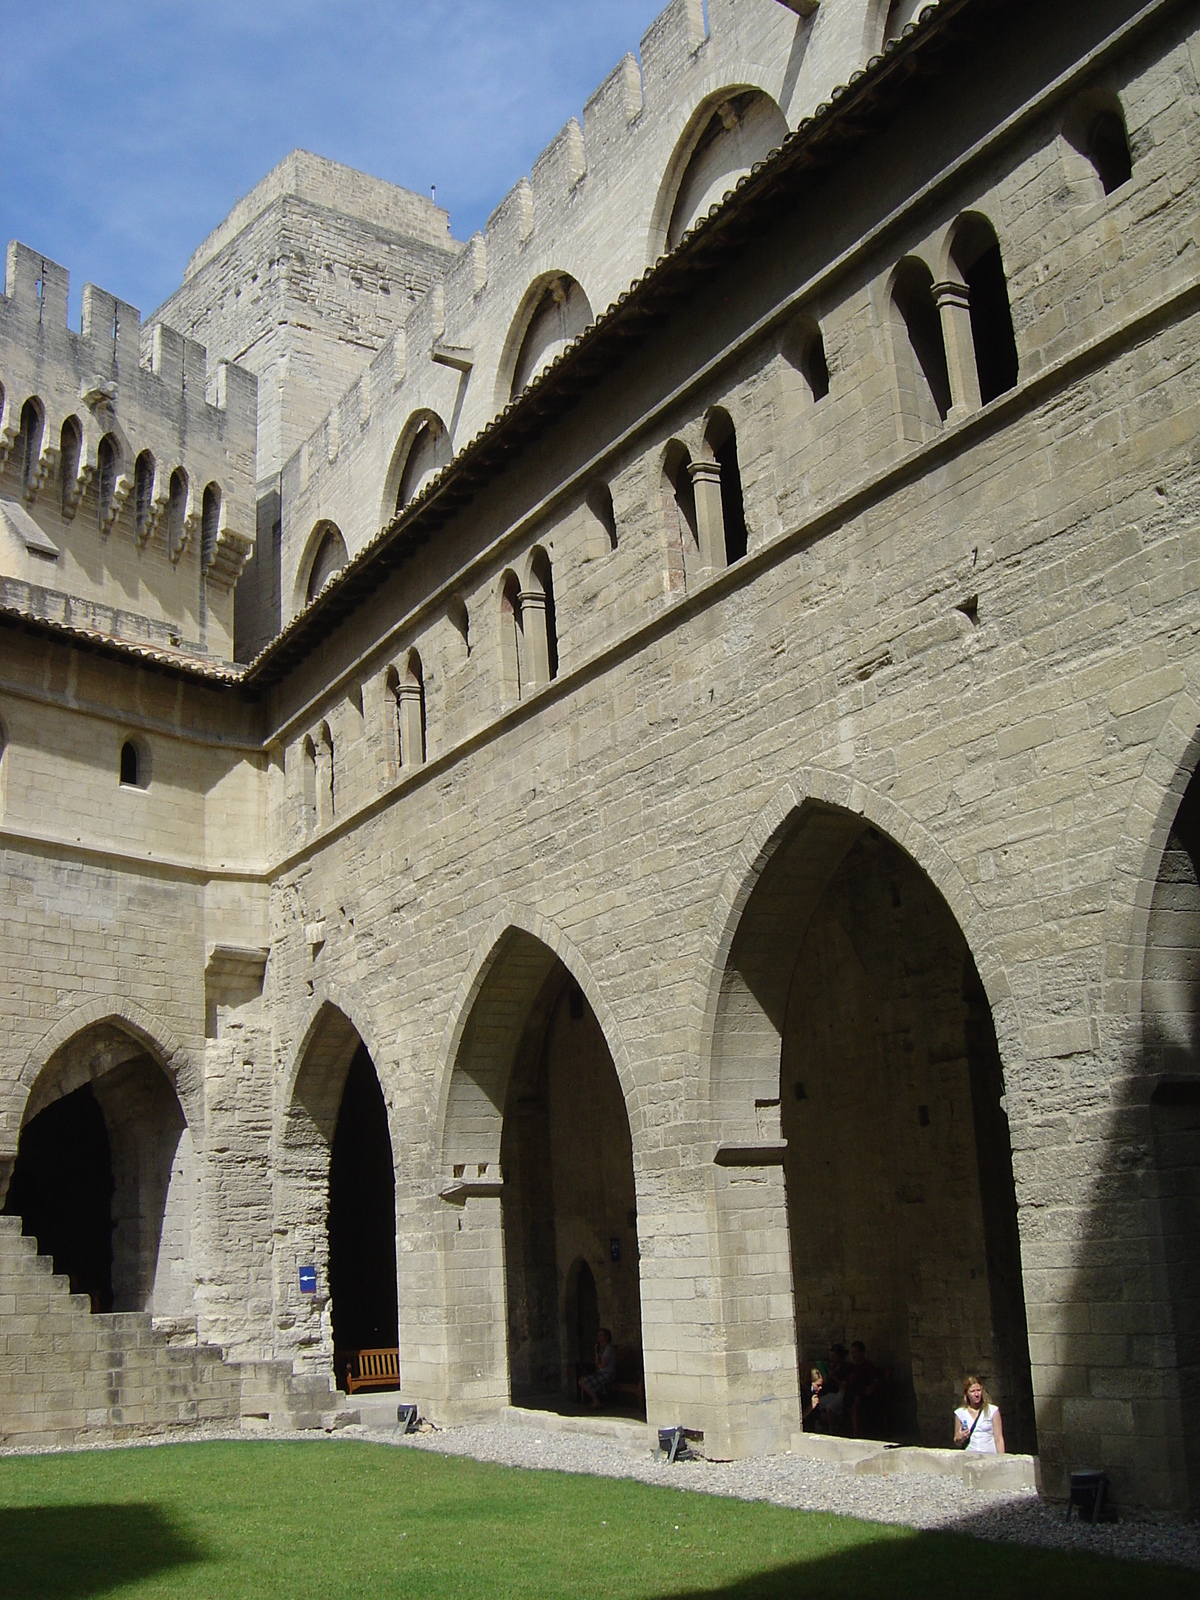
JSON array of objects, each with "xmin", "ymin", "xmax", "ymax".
[
  {"xmin": 1, "ymin": 0, "xmax": 1200, "ymax": 1517},
  {"xmin": 275, "ymin": 0, "xmax": 877, "ymax": 624}
]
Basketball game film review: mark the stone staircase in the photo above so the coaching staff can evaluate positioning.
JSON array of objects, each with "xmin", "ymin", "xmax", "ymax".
[{"xmin": 0, "ymin": 1216, "xmax": 356, "ymax": 1448}]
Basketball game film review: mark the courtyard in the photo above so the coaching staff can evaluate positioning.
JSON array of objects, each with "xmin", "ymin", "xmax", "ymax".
[{"xmin": 2, "ymin": 1429, "xmax": 1198, "ymax": 1599}]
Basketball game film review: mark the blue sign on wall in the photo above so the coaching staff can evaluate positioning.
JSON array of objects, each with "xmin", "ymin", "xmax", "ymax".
[{"xmin": 299, "ymin": 1265, "xmax": 317, "ymax": 1294}]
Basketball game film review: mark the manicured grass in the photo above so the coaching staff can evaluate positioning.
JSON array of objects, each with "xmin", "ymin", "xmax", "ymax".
[{"xmin": 0, "ymin": 1440, "xmax": 1195, "ymax": 1600}]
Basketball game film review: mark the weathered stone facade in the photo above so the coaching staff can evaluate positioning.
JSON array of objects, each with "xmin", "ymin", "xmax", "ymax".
[{"xmin": 2, "ymin": 0, "xmax": 1200, "ymax": 1516}]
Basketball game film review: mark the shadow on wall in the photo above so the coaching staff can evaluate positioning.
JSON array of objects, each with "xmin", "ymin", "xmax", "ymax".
[
  {"xmin": 0, "ymin": 1504, "xmax": 205, "ymax": 1600},
  {"xmin": 1033, "ymin": 757, "xmax": 1200, "ymax": 1513}
]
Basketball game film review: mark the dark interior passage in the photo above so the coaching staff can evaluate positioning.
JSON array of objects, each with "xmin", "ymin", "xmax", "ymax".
[
  {"xmin": 501, "ymin": 971, "xmax": 643, "ymax": 1409},
  {"xmin": 327, "ymin": 1044, "xmax": 399, "ymax": 1390},
  {"xmin": 780, "ymin": 824, "xmax": 1034, "ymax": 1449},
  {"xmin": 3, "ymin": 1083, "xmax": 115, "ymax": 1312},
  {"xmin": 1142, "ymin": 761, "xmax": 1200, "ymax": 1503}
]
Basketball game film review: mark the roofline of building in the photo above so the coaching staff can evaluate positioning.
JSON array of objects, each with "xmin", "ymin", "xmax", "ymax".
[{"xmin": 0, "ymin": 0, "xmax": 1126, "ymax": 695}]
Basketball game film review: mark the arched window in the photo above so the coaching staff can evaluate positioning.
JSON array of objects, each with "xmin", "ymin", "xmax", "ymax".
[
  {"xmin": 949, "ymin": 216, "xmax": 1019, "ymax": 407},
  {"xmin": 201, "ymin": 484, "xmax": 221, "ymax": 570},
  {"xmin": 97, "ymin": 434, "xmax": 120, "ymax": 530},
  {"xmin": 395, "ymin": 416, "xmax": 450, "ymax": 511},
  {"xmin": 499, "ymin": 571, "xmax": 523, "ymax": 701},
  {"xmin": 507, "ymin": 276, "xmax": 593, "ymax": 402},
  {"xmin": 384, "ymin": 666, "xmax": 402, "ymax": 768},
  {"xmin": 784, "ymin": 315, "xmax": 830, "ymax": 403},
  {"xmin": 447, "ymin": 596, "xmax": 470, "ymax": 658},
  {"xmin": 305, "ymin": 522, "xmax": 348, "ymax": 605},
  {"xmin": 890, "ymin": 257, "xmax": 951, "ymax": 433},
  {"xmin": 398, "ymin": 651, "xmax": 427, "ymax": 768},
  {"xmin": 662, "ymin": 442, "xmax": 699, "ymax": 591},
  {"xmin": 301, "ymin": 736, "xmax": 317, "ymax": 831},
  {"xmin": 60, "ymin": 418, "xmax": 82, "ymax": 519},
  {"xmin": 1065, "ymin": 91, "xmax": 1133, "ymax": 198},
  {"xmin": 705, "ymin": 411, "xmax": 748, "ymax": 566},
  {"xmin": 134, "ymin": 451, "xmax": 155, "ymax": 541},
  {"xmin": 585, "ymin": 482, "xmax": 618, "ymax": 555},
  {"xmin": 660, "ymin": 91, "xmax": 789, "ymax": 254},
  {"xmin": 525, "ymin": 549, "xmax": 558, "ymax": 686},
  {"xmin": 1088, "ymin": 108, "xmax": 1132, "ymax": 194},
  {"xmin": 317, "ymin": 723, "xmax": 335, "ymax": 824},
  {"xmin": 167, "ymin": 468, "xmax": 189, "ymax": 559},
  {"xmin": 19, "ymin": 399, "xmax": 43, "ymax": 498},
  {"xmin": 119, "ymin": 740, "xmax": 142, "ymax": 788}
]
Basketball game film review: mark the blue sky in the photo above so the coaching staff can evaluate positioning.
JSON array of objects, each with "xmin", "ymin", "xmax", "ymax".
[{"xmin": 1, "ymin": 1, "xmax": 667, "ymax": 324}]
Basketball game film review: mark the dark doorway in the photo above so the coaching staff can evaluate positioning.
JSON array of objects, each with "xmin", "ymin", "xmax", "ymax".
[
  {"xmin": 3, "ymin": 1083, "xmax": 114, "ymax": 1312},
  {"xmin": 327, "ymin": 1044, "xmax": 399, "ymax": 1391},
  {"xmin": 501, "ymin": 968, "xmax": 643, "ymax": 1413},
  {"xmin": 773, "ymin": 818, "xmax": 1034, "ymax": 1448},
  {"xmin": 1142, "ymin": 761, "xmax": 1200, "ymax": 1503},
  {"xmin": 575, "ymin": 1260, "xmax": 600, "ymax": 1369}
]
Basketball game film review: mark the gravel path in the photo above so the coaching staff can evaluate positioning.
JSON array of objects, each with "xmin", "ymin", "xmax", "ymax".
[
  {"xmin": 384, "ymin": 1418, "xmax": 1200, "ymax": 1572},
  {"xmin": 6, "ymin": 1415, "xmax": 1200, "ymax": 1572}
]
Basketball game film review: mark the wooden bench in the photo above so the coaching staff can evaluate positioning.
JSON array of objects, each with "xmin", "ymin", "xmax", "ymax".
[{"xmin": 345, "ymin": 1347, "xmax": 400, "ymax": 1393}]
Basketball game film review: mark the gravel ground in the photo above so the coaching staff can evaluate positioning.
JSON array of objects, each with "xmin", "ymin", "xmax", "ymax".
[
  {"xmin": 5, "ymin": 1416, "xmax": 1200, "ymax": 1572},
  {"xmin": 385, "ymin": 1418, "xmax": 1200, "ymax": 1572}
]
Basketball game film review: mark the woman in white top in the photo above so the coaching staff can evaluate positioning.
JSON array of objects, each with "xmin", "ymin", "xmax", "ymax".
[{"xmin": 953, "ymin": 1375, "xmax": 1005, "ymax": 1454}]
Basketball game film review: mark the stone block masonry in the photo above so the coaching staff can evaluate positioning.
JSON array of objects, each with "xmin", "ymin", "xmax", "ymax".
[{"xmin": 1, "ymin": 0, "xmax": 1200, "ymax": 1521}]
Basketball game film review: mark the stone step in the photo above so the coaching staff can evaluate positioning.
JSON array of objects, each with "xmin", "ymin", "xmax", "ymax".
[{"xmin": 0, "ymin": 1213, "xmax": 245, "ymax": 1448}]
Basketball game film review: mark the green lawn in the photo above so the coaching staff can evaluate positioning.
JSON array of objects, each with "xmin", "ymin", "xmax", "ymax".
[{"xmin": 0, "ymin": 1440, "xmax": 1195, "ymax": 1600}]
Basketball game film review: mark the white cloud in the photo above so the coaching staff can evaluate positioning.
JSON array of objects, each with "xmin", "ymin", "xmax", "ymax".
[{"xmin": 1, "ymin": 0, "xmax": 666, "ymax": 321}]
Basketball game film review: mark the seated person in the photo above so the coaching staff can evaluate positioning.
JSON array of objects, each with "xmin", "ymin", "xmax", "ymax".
[
  {"xmin": 812, "ymin": 1344, "xmax": 848, "ymax": 1430},
  {"xmin": 842, "ymin": 1340, "xmax": 884, "ymax": 1437},
  {"xmin": 805, "ymin": 1363, "xmax": 827, "ymax": 1422},
  {"xmin": 580, "ymin": 1327, "xmax": 618, "ymax": 1409}
]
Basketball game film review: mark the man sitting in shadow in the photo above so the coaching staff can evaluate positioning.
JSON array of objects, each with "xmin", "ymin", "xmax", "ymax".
[
  {"xmin": 843, "ymin": 1340, "xmax": 885, "ymax": 1437},
  {"xmin": 579, "ymin": 1327, "xmax": 618, "ymax": 1409}
]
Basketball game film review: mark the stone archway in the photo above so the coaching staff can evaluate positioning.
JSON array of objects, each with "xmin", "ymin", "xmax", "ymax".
[
  {"xmin": 704, "ymin": 798, "xmax": 1035, "ymax": 1454},
  {"xmin": 435, "ymin": 924, "xmax": 642, "ymax": 1417},
  {"xmin": 2, "ymin": 1020, "xmax": 195, "ymax": 1321},
  {"xmin": 276, "ymin": 1004, "xmax": 398, "ymax": 1388}
]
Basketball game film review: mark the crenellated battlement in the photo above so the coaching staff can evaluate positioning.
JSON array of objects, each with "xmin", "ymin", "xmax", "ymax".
[
  {"xmin": 0, "ymin": 242, "xmax": 258, "ymax": 661},
  {"xmin": 275, "ymin": 0, "xmax": 886, "ymax": 618}
]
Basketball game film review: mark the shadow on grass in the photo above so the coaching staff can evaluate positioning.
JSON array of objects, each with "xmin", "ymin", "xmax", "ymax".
[
  {"xmin": 656, "ymin": 1516, "xmax": 1199, "ymax": 1600},
  {"xmin": 0, "ymin": 1503, "xmax": 205, "ymax": 1599}
]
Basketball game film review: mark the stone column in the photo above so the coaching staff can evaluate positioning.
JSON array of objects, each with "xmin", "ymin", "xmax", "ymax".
[
  {"xmin": 689, "ymin": 459, "xmax": 726, "ymax": 573},
  {"xmin": 933, "ymin": 279, "xmax": 981, "ymax": 420},
  {"xmin": 397, "ymin": 681, "xmax": 424, "ymax": 768},
  {"xmin": 519, "ymin": 590, "xmax": 551, "ymax": 689}
]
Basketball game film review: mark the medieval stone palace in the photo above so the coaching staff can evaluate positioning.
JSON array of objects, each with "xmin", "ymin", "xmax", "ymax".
[{"xmin": 1, "ymin": 0, "xmax": 1199, "ymax": 1513}]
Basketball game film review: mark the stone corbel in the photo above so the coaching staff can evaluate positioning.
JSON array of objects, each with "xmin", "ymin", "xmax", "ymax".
[
  {"xmin": 23, "ymin": 436, "xmax": 59, "ymax": 509},
  {"xmin": 171, "ymin": 478, "xmax": 200, "ymax": 564},
  {"xmin": 100, "ymin": 471, "xmax": 132, "ymax": 536},
  {"xmin": 431, "ymin": 339, "xmax": 475, "ymax": 373},
  {"xmin": 0, "ymin": 391, "xmax": 19, "ymax": 474},
  {"xmin": 775, "ymin": 0, "xmax": 818, "ymax": 13},
  {"xmin": 439, "ymin": 1176, "xmax": 504, "ymax": 1204},
  {"xmin": 439, "ymin": 1162, "xmax": 503, "ymax": 1204},
  {"xmin": 714, "ymin": 1141, "xmax": 787, "ymax": 1167},
  {"xmin": 61, "ymin": 454, "xmax": 90, "ymax": 523},
  {"xmin": 204, "ymin": 521, "xmax": 254, "ymax": 590}
]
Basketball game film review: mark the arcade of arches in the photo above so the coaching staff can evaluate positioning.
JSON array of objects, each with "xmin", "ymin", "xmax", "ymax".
[{"xmin": 14, "ymin": 784, "xmax": 1200, "ymax": 1464}]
